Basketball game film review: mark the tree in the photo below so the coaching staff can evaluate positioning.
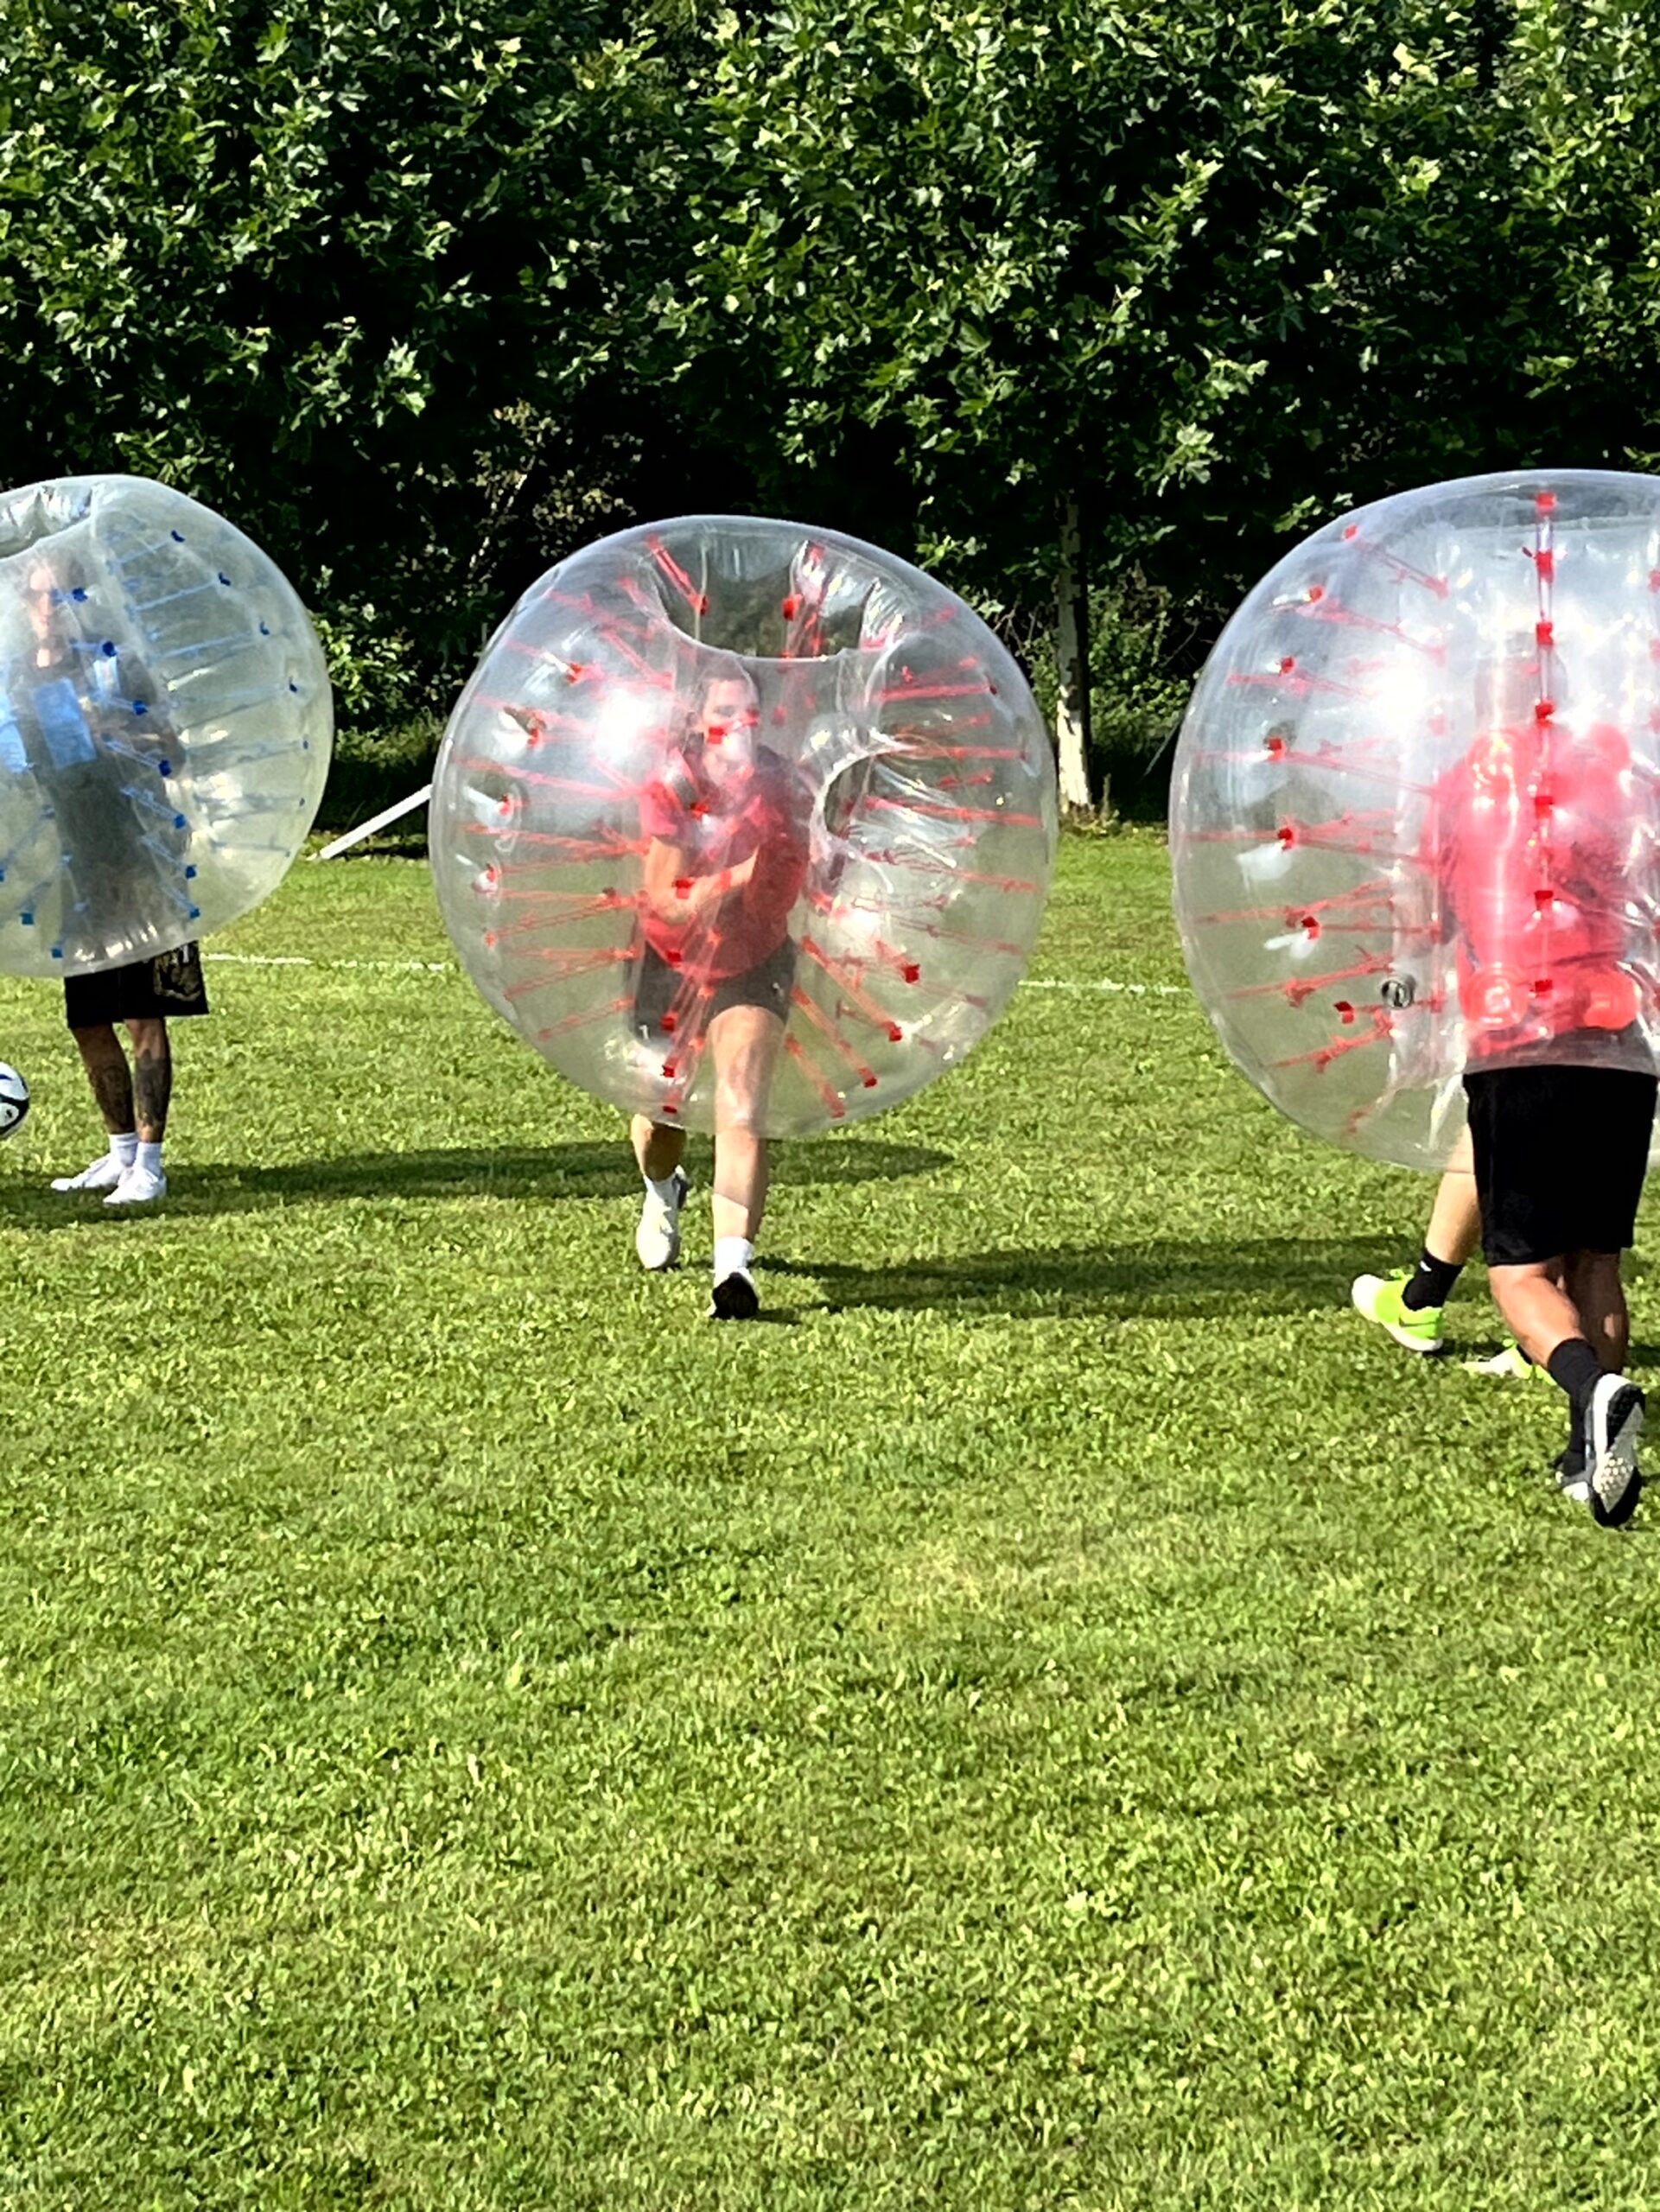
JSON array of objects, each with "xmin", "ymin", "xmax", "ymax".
[{"xmin": 0, "ymin": 0, "xmax": 696, "ymax": 711}]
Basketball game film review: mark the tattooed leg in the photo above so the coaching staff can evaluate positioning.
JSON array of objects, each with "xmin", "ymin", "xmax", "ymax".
[
  {"xmin": 71, "ymin": 1025, "xmax": 136, "ymax": 1136},
  {"xmin": 126, "ymin": 1019, "xmax": 172, "ymax": 1143}
]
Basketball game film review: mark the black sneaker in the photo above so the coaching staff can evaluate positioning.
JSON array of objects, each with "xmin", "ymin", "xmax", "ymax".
[
  {"xmin": 709, "ymin": 1269, "xmax": 760, "ymax": 1322},
  {"xmin": 1587, "ymin": 1375, "xmax": 1644, "ymax": 1529}
]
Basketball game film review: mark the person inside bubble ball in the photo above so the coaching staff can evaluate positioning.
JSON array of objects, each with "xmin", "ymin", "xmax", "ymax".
[
  {"xmin": 9, "ymin": 559, "xmax": 206, "ymax": 1208},
  {"xmin": 629, "ymin": 667, "xmax": 811, "ymax": 1319},
  {"xmin": 1418, "ymin": 639, "xmax": 1654, "ymax": 1523}
]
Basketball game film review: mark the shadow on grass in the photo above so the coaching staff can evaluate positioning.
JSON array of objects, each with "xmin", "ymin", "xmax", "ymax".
[
  {"xmin": 0, "ymin": 1136, "xmax": 951, "ymax": 1229},
  {"xmin": 767, "ymin": 1236, "xmax": 1428, "ymax": 1320}
]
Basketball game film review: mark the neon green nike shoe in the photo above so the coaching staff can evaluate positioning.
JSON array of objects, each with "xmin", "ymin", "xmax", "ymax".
[
  {"xmin": 1463, "ymin": 1338, "xmax": 1540, "ymax": 1380},
  {"xmin": 1350, "ymin": 1269, "xmax": 1445, "ymax": 1354}
]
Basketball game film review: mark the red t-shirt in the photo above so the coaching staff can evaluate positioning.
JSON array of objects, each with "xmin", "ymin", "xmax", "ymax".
[
  {"xmin": 1426, "ymin": 719, "xmax": 1639, "ymax": 1058},
  {"xmin": 639, "ymin": 744, "xmax": 810, "ymax": 980}
]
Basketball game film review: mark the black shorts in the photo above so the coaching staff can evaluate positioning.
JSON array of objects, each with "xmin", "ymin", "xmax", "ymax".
[
  {"xmin": 633, "ymin": 938, "xmax": 796, "ymax": 1038},
  {"xmin": 63, "ymin": 944, "xmax": 211, "ymax": 1029},
  {"xmin": 1464, "ymin": 1064, "xmax": 1657, "ymax": 1266}
]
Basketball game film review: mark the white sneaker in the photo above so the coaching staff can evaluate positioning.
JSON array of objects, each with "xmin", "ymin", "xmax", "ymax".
[
  {"xmin": 104, "ymin": 1164, "xmax": 168, "ymax": 1207},
  {"xmin": 1587, "ymin": 1375, "xmax": 1644, "ymax": 1528},
  {"xmin": 50, "ymin": 1152, "xmax": 130, "ymax": 1192},
  {"xmin": 635, "ymin": 1170, "xmax": 688, "ymax": 1270}
]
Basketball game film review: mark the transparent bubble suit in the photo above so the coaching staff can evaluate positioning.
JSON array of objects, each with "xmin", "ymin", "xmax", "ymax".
[
  {"xmin": 0, "ymin": 474, "xmax": 332, "ymax": 978},
  {"xmin": 431, "ymin": 518, "xmax": 1059, "ymax": 1135},
  {"xmin": 1171, "ymin": 471, "xmax": 1660, "ymax": 1170}
]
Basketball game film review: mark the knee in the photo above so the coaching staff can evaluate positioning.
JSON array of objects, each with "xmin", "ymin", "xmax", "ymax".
[
  {"xmin": 714, "ymin": 1057, "xmax": 770, "ymax": 1135},
  {"xmin": 126, "ymin": 1020, "xmax": 168, "ymax": 1061}
]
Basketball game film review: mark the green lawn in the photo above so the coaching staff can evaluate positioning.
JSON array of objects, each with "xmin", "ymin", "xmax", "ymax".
[{"xmin": 2, "ymin": 836, "xmax": 1657, "ymax": 2210}]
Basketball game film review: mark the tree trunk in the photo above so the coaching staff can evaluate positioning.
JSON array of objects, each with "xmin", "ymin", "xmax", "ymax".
[{"xmin": 1055, "ymin": 493, "xmax": 1097, "ymax": 819}]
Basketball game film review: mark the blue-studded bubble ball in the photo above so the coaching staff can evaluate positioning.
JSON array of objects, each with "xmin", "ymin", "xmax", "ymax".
[{"xmin": 0, "ymin": 474, "xmax": 333, "ymax": 978}]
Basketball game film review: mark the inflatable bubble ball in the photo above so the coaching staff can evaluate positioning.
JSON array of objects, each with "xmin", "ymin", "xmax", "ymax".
[
  {"xmin": 430, "ymin": 518, "xmax": 1059, "ymax": 1136},
  {"xmin": 0, "ymin": 475, "xmax": 332, "ymax": 978},
  {"xmin": 1171, "ymin": 469, "xmax": 1660, "ymax": 1170}
]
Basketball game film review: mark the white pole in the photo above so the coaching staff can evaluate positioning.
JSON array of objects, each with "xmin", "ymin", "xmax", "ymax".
[{"xmin": 312, "ymin": 783, "xmax": 434, "ymax": 861}]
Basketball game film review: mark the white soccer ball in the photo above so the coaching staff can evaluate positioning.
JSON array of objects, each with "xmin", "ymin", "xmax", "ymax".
[{"xmin": 0, "ymin": 1062, "xmax": 29, "ymax": 1139}]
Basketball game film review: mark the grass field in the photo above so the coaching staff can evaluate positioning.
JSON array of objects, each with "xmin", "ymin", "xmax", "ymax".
[{"xmin": 3, "ymin": 835, "xmax": 1658, "ymax": 2210}]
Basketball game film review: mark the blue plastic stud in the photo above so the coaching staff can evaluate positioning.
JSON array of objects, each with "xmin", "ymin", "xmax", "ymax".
[{"xmin": 171, "ymin": 530, "xmax": 185, "ymax": 542}]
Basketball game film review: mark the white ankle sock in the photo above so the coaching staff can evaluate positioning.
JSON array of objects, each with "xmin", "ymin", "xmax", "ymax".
[
  {"xmin": 645, "ymin": 1172, "xmax": 681, "ymax": 1208},
  {"xmin": 714, "ymin": 1236, "xmax": 754, "ymax": 1281},
  {"xmin": 111, "ymin": 1131, "xmax": 138, "ymax": 1166},
  {"xmin": 135, "ymin": 1140, "xmax": 163, "ymax": 1176}
]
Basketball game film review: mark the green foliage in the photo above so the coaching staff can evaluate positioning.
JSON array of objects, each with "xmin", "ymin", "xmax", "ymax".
[
  {"xmin": 3, "ymin": 848, "xmax": 1660, "ymax": 2205},
  {"xmin": 3, "ymin": 0, "xmax": 1660, "ymax": 712},
  {"xmin": 1027, "ymin": 581, "xmax": 1194, "ymax": 815},
  {"xmin": 0, "ymin": 0, "xmax": 692, "ymax": 675},
  {"xmin": 658, "ymin": 0, "xmax": 1542, "ymax": 601},
  {"xmin": 309, "ymin": 592, "xmax": 425, "ymax": 733},
  {"xmin": 319, "ymin": 715, "xmax": 442, "ymax": 832}
]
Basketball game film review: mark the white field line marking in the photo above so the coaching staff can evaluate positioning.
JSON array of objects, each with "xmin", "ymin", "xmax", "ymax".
[
  {"xmin": 206, "ymin": 951, "xmax": 457, "ymax": 975},
  {"xmin": 1021, "ymin": 978, "xmax": 1186, "ymax": 997},
  {"xmin": 206, "ymin": 950, "xmax": 1189, "ymax": 995}
]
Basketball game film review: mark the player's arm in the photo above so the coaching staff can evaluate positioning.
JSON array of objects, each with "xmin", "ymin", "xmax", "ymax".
[{"xmin": 641, "ymin": 836, "xmax": 756, "ymax": 927}]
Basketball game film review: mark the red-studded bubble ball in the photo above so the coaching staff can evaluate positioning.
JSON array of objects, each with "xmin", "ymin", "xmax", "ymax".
[
  {"xmin": 0, "ymin": 474, "xmax": 332, "ymax": 979},
  {"xmin": 430, "ymin": 518, "xmax": 1059, "ymax": 1135},
  {"xmin": 1171, "ymin": 470, "xmax": 1660, "ymax": 1170}
]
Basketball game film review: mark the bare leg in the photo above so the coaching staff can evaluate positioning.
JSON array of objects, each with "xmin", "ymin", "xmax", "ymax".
[
  {"xmin": 709, "ymin": 1004, "xmax": 784, "ymax": 1244},
  {"xmin": 1426, "ymin": 1128, "xmax": 1481, "ymax": 1266},
  {"xmin": 1563, "ymin": 1250, "xmax": 1629, "ymax": 1375},
  {"xmin": 1488, "ymin": 1257, "xmax": 1580, "ymax": 1368},
  {"xmin": 71, "ymin": 1024, "xmax": 136, "ymax": 1135},
  {"xmin": 126, "ymin": 1018, "xmax": 170, "ymax": 1143},
  {"xmin": 631, "ymin": 1113, "xmax": 686, "ymax": 1183}
]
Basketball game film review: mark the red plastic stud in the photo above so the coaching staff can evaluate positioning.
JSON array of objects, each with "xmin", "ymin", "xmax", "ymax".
[
  {"xmin": 1536, "ymin": 491, "xmax": 1558, "ymax": 513},
  {"xmin": 1534, "ymin": 699, "xmax": 1555, "ymax": 724},
  {"xmin": 1536, "ymin": 620, "xmax": 1555, "ymax": 647}
]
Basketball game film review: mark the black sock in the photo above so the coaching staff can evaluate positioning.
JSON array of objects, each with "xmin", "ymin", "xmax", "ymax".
[
  {"xmin": 1402, "ymin": 1247, "xmax": 1463, "ymax": 1312},
  {"xmin": 1546, "ymin": 1337, "xmax": 1605, "ymax": 1423}
]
